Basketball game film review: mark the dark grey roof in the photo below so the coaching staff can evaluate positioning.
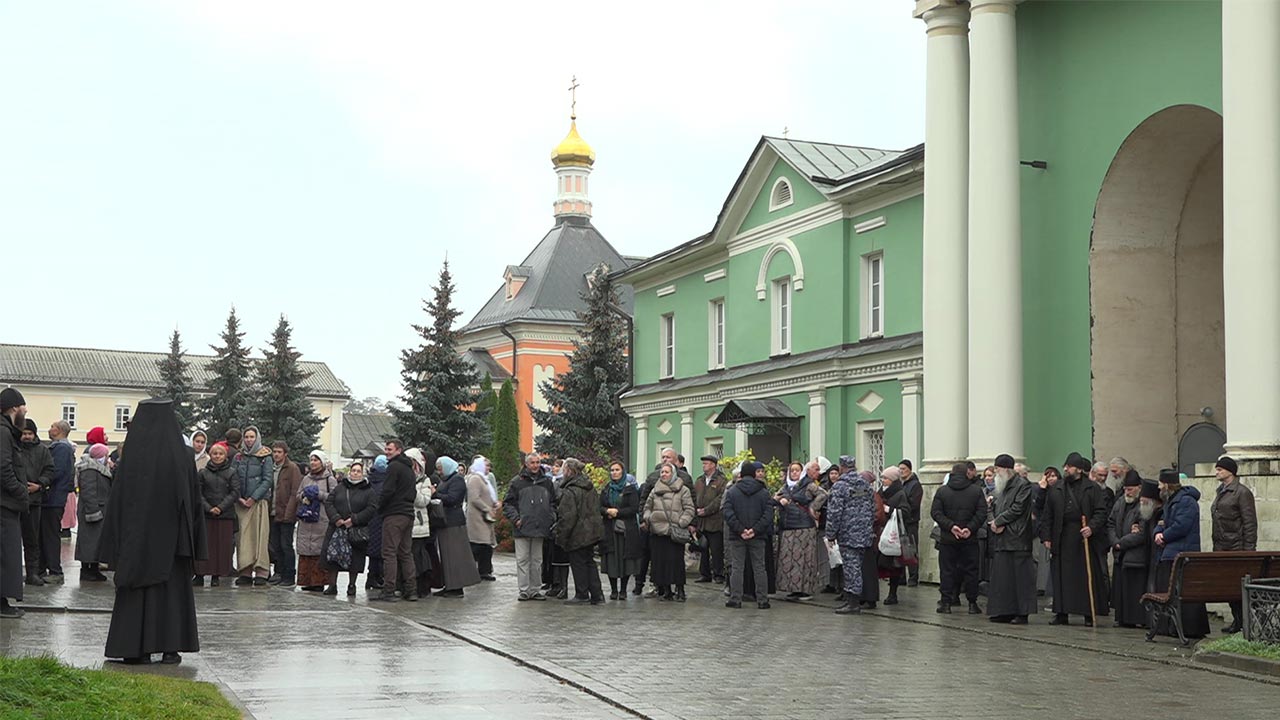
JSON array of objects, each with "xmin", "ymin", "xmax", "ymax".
[
  {"xmin": 624, "ymin": 332, "xmax": 923, "ymax": 399},
  {"xmin": 714, "ymin": 398, "xmax": 799, "ymax": 424},
  {"xmin": 461, "ymin": 347, "xmax": 512, "ymax": 381},
  {"xmin": 0, "ymin": 343, "xmax": 349, "ymax": 398},
  {"xmin": 341, "ymin": 412, "xmax": 396, "ymax": 457},
  {"xmin": 461, "ymin": 216, "xmax": 635, "ymax": 333},
  {"xmin": 505, "ymin": 265, "xmax": 532, "ymax": 278}
]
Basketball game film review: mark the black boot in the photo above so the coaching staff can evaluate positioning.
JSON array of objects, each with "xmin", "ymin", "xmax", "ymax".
[
  {"xmin": 835, "ymin": 602, "xmax": 861, "ymax": 615},
  {"xmin": 25, "ymin": 570, "xmax": 45, "ymax": 587},
  {"xmin": 675, "ymin": 586, "xmax": 686, "ymax": 602},
  {"xmin": 554, "ymin": 566, "xmax": 570, "ymax": 600}
]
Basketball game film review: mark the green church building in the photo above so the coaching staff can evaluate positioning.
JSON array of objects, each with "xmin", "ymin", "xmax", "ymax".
[{"xmin": 617, "ymin": 0, "xmax": 1279, "ymax": 514}]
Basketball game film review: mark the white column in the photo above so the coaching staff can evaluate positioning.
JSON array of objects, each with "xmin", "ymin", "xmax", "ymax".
[
  {"xmin": 680, "ymin": 410, "xmax": 695, "ymax": 460},
  {"xmin": 635, "ymin": 417, "xmax": 649, "ymax": 475},
  {"xmin": 1223, "ymin": 0, "xmax": 1280, "ymax": 463},
  {"xmin": 915, "ymin": 0, "xmax": 970, "ymax": 474},
  {"xmin": 966, "ymin": 0, "xmax": 1022, "ymax": 463},
  {"xmin": 807, "ymin": 389, "xmax": 827, "ymax": 461},
  {"xmin": 901, "ymin": 375, "xmax": 923, "ymax": 465},
  {"xmin": 734, "ymin": 426, "xmax": 749, "ymax": 457}
]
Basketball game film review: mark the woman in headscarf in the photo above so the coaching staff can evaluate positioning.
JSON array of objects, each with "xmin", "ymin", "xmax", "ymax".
[
  {"xmin": 364, "ymin": 454, "xmax": 388, "ymax": 590},
  {"xmin": 432, "ymin": 456, "xmax": 481, "ymax": 598},
  {"xmin": 190, "ymin": 431, "xmax": 209, "ymax": 472},
  {"xmin": 407, "ymin": 448, "xmax": 435, "ymax": 600},
  {"xmin": 193, "ymin": 442, "xmax": 238, "ymax": 587},
  {"xmin": 75, "ymin": 443, "xmax": 113, "ymax": 582},
  {"xmin": 296, "ymin": 450, "xmax": 337, "ymax": 591},
  {"xmin": 322, "ymin": 460, "xmax": 378, "ymax": 596},
  {"xmin": 465, "ymin": 457, "xmax": 498, "ymax": 581},
  {"xmin": 774, "ymin": 460, "xmax": 821, "ymax": 600},
  {"xmin": 642, "ymin": 462, "xmax": 695, "ymax": 602},
  {"xmin": 858, "ymin": 470, "xmax": 885, "ymax": 609},
  {"xmin": 100, "ymin": 399, "xmax": 205, "ymax": 665},
  {"xmin": 599, "ymin": 460, "xmax": 643, "ymax": 599},
  {"xmin": 232, "ymin": 426, "xmax": 273, "ymax": 587},
  {"xmin": 877, "ymin": 466, "xmax": 911, "ymax": 607}
]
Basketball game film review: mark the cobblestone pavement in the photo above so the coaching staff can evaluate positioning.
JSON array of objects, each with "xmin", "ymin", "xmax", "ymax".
[{"xmin": 4, "ymin": 546, "xmax": 1279, "ymax": 719}]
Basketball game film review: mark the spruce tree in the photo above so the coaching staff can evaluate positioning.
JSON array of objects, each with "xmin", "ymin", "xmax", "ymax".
[
  {"xmin": 156, "ymin": 329, "xmax": 197, "ymax": 434},
  {"xmin": 392, "ymin": 261, "xmax": 489, "ymax": 458},
  {"xmin": 201, "ymin": 307, "xmax": 253, "ymax": 440},
  {"xmin": 474, "ymin": 371, "xmax": 497, "ymax": 420},
  {"xmin": 249, "ymin": 315, "xmax": 326, "ymax": 462},
  {"xmin": 530, "ymin": 265, "xmax": 629, "ymax": 463},
  {"xmin": 490, "ymin": 378, "xmax": 521, "ymax": 491}
]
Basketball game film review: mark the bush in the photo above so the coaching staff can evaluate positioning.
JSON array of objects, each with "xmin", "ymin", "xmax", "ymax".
[
  {"xmin": 716, "ymin": 448, "xmax": 785, "ymax": 491},
  {"xmin": 494, "ymin": 515, "xmax": 515, "ymax": 553}
]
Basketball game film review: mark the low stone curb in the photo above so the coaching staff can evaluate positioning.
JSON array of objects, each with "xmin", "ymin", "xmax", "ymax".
[{"xmin": 1196, "ymin": 650, "xmax": 1280, "ymax": 677}]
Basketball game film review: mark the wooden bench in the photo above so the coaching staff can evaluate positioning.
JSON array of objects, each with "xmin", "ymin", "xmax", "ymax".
[{"xmin": 1142, "ymin": 551, "xmax": 1280, "ymax": 645}]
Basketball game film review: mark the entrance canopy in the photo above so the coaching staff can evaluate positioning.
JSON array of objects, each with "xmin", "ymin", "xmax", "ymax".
[{"xmin": 713, "ymin": 399, "xmax": 801, "ymax": 438}]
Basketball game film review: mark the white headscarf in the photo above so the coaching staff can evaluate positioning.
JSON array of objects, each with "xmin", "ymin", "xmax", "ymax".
[{"xmin": 469, "ymin": 457, "xmax": 498, "ymax": 501}]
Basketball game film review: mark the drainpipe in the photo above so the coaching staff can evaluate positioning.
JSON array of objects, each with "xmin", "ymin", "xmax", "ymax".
[
  {"xmin": 607, "ymin": 302, "xmax": 634, "ymax": 466},
  {"xmin": 499, "ymin": 324, "xmax": 518, "ymax": 383}
]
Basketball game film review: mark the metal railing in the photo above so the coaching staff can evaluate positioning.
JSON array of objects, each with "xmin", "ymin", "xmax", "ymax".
[{"xmin": 1242, "ymin": 575, "xmax": 1280, "ymax": 645}]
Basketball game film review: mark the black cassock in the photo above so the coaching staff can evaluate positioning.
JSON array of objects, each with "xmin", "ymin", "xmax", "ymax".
[
  {"xmin": 99, "ymin": 399, "xmax": 206, "ymax": 660},
  {"xmin": 1108, "ymin": 497, "xmax": 1149, "ymax": 627},
  {"xmin": 987, "ymin": 475, "xmax": 1037, "ymax": 618},
  {"xmin": 1041, "ymin": 476, "xmax": 1110, "ymax": 618}
]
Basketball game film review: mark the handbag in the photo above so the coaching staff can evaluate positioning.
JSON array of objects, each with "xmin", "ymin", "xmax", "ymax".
[
  {"xmin": 613, "ymin": 518, "xmax": 627, "ymax": 534},
  {"xmin": 667, "ymin": 501, "xmax": 692, "ymax": 544},
  {"xmin": 897, "ymin": 510, "xmax": 918, "ymax": 566},
  {"xmin": 879, "ymin": 508, "xmax": 903, "ymax": 556},
  {"xmin": 326, "ymin": 527, "xmax": 353, "ymax": 570},
  {"xmin": 428, "ymin": 498, "xmax": 446, "ymax": 526},
  {"xmin": 349, "ymin": 525, "xmax": 370, "ymax": 548}
]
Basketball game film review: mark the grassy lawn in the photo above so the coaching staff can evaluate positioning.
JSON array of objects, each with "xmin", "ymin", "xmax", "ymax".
[
  {"xmin": 0, "ymin": 655, "xmax": 240, "ymax": 719},
  {"xmin": 1197, "ymin": 633, "xmax": 1280, "ymax": 661}
]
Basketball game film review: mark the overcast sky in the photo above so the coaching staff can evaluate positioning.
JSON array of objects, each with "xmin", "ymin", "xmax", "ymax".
[{"xmin": 2, "ymin": 1, "xmax": 924, "ymax": 402}]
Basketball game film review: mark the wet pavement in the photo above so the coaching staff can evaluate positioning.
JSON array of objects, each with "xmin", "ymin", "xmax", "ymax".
[{"xmin": 4, "ymin": 542, "xmax": 1280, "ymax": 719}]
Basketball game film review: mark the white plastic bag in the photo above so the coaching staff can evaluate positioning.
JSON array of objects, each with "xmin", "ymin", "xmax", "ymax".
[
  {"xmin": 825, "ymin": 537, "xmax": 843, "ymax": 568},
  {"xmin": 879, "ymin": 508, "xmax": 903, "ymax": 556}
]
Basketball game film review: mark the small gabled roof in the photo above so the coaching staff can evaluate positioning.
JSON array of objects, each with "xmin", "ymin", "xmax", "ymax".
[
  {"xmin": 0, "ymin": 343, "xmax": 350, "ymax": 399},
  {"xmin": 341, "ymin": 412, "xmax": 395, "ymax": 457},
  {"xmin": 765, "ymin": 137, "xmax": 896, "ymax": 185},
  {"xmin": 461, "ymin": 216, "xmax": 635, "ymax": 333},
  {"xmin": 460, "ymin": 347, "xmax": 512, "ymax": 382}
]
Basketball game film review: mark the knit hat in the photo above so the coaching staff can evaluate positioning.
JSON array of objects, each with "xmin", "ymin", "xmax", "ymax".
[
  {"xmin": 1122, "ymin": 469, "xmax": 1142, "ymax": 487},
  {"xmin": 994, "ymin": 454, "xmax": 1015, "ymax": 469},
  {"xmin": 23, "ymin": 418, "xmax": 38, "ymax": 435},
  {"xmin": 740, "ymin": 461, "xmax": 763, "ymax": 479},
  {"xmin": 86, "ymin": 427, "xmax": 108, "ymax": 446},
  {"xmin": 858, "ymin": 470, "xmax": 876, "ymax": 483},
  {"xmin": 309, "ymin": 449, "xmax": 329, "ymax": 466},
  {"xmin": 1215, "ymin": 456, "xmax": 1238, "ymax": 476},
  {"xmin": 881, "ymin": 466, "xmax": 902, "ymax": 483},
  {"xmin": 373, "ymin": 454, "xmax": 388, "ymax": 472},
  {"xmin": 1140, "ymin": 480, "xmax": 1160, "ymax": 500},
  {"xmin": 0, "ymin": 387, "xmax": 25, "ymax": 413},
  {"xmin": 89, "ymin": 443, "xmax": 110, "ymax": 461}
]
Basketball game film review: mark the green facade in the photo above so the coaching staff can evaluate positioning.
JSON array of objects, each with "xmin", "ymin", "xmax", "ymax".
[{"xmin": 1017, "ymin": 0, "xmax": 1222, "ymax": 467}]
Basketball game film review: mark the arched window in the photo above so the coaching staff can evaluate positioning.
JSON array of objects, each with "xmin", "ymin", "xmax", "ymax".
[{"xmin": 769, "ymin": 177, "xmax": 794, "ymax": 211}]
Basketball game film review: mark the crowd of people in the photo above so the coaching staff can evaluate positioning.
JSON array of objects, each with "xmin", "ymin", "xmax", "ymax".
[{"xmin": 0, "ymin": 384, "xmax": 1264, "ymax": 659}]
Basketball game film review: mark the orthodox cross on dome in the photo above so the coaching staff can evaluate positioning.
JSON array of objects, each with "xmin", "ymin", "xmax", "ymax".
[{"xmin": 568, "ymin": 75, "xmax": 580, "ymax": 119}]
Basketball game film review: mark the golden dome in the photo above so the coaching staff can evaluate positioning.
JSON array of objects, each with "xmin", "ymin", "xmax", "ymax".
[{"xmin": 551, "ymin": 119, "xmax": 595, "ymax": 167}]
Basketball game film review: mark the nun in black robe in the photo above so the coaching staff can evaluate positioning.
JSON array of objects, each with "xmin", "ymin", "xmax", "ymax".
[{"xmin": 99, "ymin": 399, "xmax": 206, "ymax": 664}]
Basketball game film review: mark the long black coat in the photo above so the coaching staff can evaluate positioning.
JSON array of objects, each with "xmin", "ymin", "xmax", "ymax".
[
  {"xmin": 989, "ymin": 475, "xmax": 1034, "ymax": 553},
  {"xmin": 1041, "ymin": 474, "xmax": 1110, "ymax": 616},
  {"xmin": 599, "ymin": 483, "xmax": 643, "ymax": 559}
]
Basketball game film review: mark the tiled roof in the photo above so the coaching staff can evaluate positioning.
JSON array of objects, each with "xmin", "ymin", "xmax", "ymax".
[
  {"xmin": 460, "ymin": 347, "xmax": 512, "ymax": 382},
  {"xmin": 460, "ymin": 216, "xmax": 635, "ymax": 333},
  {"xmin": 0, "ymin": 343, "xmax": 350, "ymax": 399},
  {"xmin": 341, "ymin": 412, "xmax": 396, "ymax": 457}
]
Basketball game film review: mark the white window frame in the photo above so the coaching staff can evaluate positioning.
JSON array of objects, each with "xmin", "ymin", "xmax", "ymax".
[
  {"xmin": 61, "ymin": 403, "xmax": 77, "ymax": 430},
  {"xmin": 768, "ymin": 177, "xmax": 794, "ymax": 211},
  {"xmin": 660, "ymin": 313, "xmax": 676, "ymax": 379},
  {"xmin": 655, "ymin": 441, "xmax": 674, "ymax": 461},
  {"xmin": 771, "ymin": 276, "xmax": 792, "ymax": 356},
  {"xmin": 705, "ymin": 437, "xmax": 725, "ymax": 459},
  {"xmin": 861, "ymin": 252, "xmax": 885, "ymax": 339},
  {"xmin": 115, "ymin": 405, "xmax": 131, "ymax": 432},
  {"xmin": 856, "ymin": 420, "xmax": 886, "ymax": 476},
  {"xmin": 707, "ymin": 298, "xmax": 725, "ymax": 370}
]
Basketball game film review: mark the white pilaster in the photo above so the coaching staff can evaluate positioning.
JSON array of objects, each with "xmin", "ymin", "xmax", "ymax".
[
  {"xmin": 680, "ymin": 410, "xmax": 695, "ymax": 459},
  {"xmin": 635, "ymin": 417, "xmax": 649, "ymax": 475},
  {"xmin": 966, "ymin": 0, "xmax": 1022, "ymax": 462},
  {"xmin": 901, "ymin": 375, "xmax": 923, "ymax": 466},
  {"xmin": 807, "ymin": 389, "xmax": 827, "ymax": 461},
  {"xmin": 734, "ymin": 426, "xmax": 749, "ymax": 458},
  {"xmin": 1223, "ymin": 0, "xmax": 1280, "ymax": 463},
  {"xmin": 916, "ymin": 0, "xmax": 970, "ymax": 475}
]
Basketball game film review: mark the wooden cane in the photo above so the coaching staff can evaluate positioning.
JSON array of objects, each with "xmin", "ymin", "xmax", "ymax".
[{"xmin": 1081, "ymin": 516, "xmax": 1098, "ymax": 627}]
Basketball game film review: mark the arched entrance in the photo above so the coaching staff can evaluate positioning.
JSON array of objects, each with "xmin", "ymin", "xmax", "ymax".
[{"xmin": 1090, "ymin": 105, "xmax": 1224, "ymax": 476}]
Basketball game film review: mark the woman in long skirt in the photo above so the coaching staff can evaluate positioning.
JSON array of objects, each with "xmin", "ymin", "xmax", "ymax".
[
  {"xmin": 193, "ymin": 443, "xmax": 238, "ymax": 586},
  {"xmin": 406, "ymin": 448, "xmax": 435, "ymax": 599},
  {"xmin": 295, "ymin": 451, "xmax": 337, "ymax": 591},
  {"xmin": 774, "ymin": 461, "xmax": 821, "ymax": 599},
  {"xmin": 431, "ymin": 457, "xmax": 481, "ymax": 598},
  {"xmin": 321, "ymin": 461, "xmax": 378, "ymax": 596},
  {"xmin": 642, "ymin": 463, "xmax": 695, "ymax": 601},
  {"xmin": 600, "ymin": 461, "xmax": 643, "ymax": 598}
]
